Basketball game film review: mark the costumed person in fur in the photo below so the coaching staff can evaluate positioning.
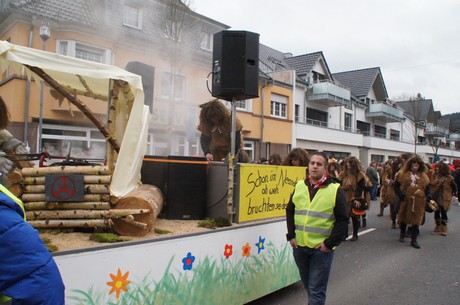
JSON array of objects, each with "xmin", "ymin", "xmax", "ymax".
[
  {"xmin": 282, "ymin": 148, "xmax": 310, "ymax": 167},
  {"xmin": 430, "ymin": 161, "xmax": 458, "ymax": 236},
  {"xmin": 394, "ymin": 155, "xmax": 431, "ymax": 249},
  {"xmin": 339, "ymin": 156, "xmax": 369, "ymax": 241},
  {"xmin": 379, "ymin": 159, "xmax": 399, "ymax": 229},
  {"xmin": 197, "ymin": 99, "xmax": 246, "ymax": 162},
  {"xmin": 0, "ymin": 96, "xmax": 33, "ymax": 185},
  {"xmin": 326, "ymin": 158, "xmax": 341, "ymax": 183}
]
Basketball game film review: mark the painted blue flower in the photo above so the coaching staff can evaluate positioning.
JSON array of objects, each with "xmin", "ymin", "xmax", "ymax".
[
  {"xmin": 255, "ymin": 236, "xmax": 265, "ymax": 254},
  {"xmin": 182, "ymin": 252, "xmax": 195, "ymax": 270}
]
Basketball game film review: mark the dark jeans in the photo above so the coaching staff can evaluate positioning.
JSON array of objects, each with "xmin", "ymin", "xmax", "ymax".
[
  {"xmin": 293, "ymin": 246, "xmax": 334, "ymax": 305},
  {"xmin": 370, "ymin": 183, "xmax": 379, "ymax": 200},
  {"xmin": 434, "ymin": 207, "xmax": 448, "ymax": 222}
]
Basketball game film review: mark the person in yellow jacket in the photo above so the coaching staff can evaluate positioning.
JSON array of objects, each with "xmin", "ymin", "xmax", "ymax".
[{"xmin": 286, "ymin": 151, "xmax": 348, "ymax": 305}]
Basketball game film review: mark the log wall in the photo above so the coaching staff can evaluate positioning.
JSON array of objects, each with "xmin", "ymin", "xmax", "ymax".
[{"xmin": 15, "ymin": 165, "xmax": 164, "ymax": 236}]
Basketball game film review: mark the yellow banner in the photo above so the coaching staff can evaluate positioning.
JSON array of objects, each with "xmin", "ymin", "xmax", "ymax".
[{"xmin": 238, "ymin": 164, "xmax": 306, "ymax": 222}]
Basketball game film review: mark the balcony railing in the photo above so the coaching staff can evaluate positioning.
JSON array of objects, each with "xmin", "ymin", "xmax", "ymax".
[
  {"xmin": 306, "ymin": 80, "xmax": 351, "ymax": 107},
  {"xmin": 366, "ymin": 103, "xmax": 405, "ymax": 122},
  {"xmin": 448, "ymin": 133, "xmax": 460, "ymax": 141},
  {"xmin": 296, "ymin": 116, "xmax": 359, "ymax": 133},
  {"xmin": 425, "ymin": 123, "xmax": 449, "ymax": 137}
]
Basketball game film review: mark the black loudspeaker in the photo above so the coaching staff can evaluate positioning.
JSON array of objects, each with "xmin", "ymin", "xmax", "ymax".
[
  {"xmin": 212, "ymin": 30, "xmax": 260, "ymax": 101},
  {"xmin": 165, "ymin": 156, "xmax": 207, "ymax": 220},
  {"xmin": 141, "ymin": 156, "xmax": 207, "ymax": 220},
  {"xmin": 125, "ymin": 61, "xmax": 155, "ymax": 109}
]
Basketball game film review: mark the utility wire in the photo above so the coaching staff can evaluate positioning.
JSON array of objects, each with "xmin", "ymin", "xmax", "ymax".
[{"xmin": 384, "ymin": 57, "xmax": 460, "ymax": 72}]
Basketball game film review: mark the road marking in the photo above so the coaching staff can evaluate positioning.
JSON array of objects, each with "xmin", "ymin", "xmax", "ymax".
[{"xmin": 346, "ymin": 228, "xmax": 376, "ymax": 240}]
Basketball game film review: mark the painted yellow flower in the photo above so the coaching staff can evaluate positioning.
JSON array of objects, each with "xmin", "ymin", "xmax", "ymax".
[{"xmin": 107, "ymin": 268, "xmax": 131, "ymax": 299}]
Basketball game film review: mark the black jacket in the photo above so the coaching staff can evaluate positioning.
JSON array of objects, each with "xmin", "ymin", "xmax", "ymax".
[{"xmin": 286, "ymin": 176, "xmax": 349, "ymax": 250}]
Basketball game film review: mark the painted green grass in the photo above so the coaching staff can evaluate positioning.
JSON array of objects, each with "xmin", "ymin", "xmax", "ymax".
[{"xmin": 68, "ymin": 242, "xmax": 299, "ymax": 305}]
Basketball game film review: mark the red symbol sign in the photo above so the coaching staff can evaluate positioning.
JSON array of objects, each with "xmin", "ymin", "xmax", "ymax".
[{"xmin": 51, "ymin": 176, "xmax": 76, "ymax": 200}]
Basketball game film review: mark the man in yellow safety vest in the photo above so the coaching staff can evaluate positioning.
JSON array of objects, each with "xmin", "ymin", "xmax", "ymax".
[{"xmin": 286, "ymin": 151, "xmax": 348, "ymax": 305}]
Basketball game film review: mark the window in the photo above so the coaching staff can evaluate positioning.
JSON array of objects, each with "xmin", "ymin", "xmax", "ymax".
[
  {"xmin": 164, "ymin": 16, "xmax": 182, "ymax": 41},
  {"xmin": 243, "ymin": 141, "xmax": 255, "ymax": 162},
  {"xmin": 357, "ymin": 120, "xmax": 371, "ymax": 135},
  {"xmin": 123, "ymin": 5, "xmax": 142, "ymax": 29},
  {"xmin": 306, "ymin": 108, "xmax": 327, "ymax": 126},
  {"xmin": 371, "ymin": 154, "xmax": 384, "ymax": 163},
  {"xmin": 270, "ymin": 94, "xmax": 287, "ymax": 119},
  {"xmin": 390, "ymin": 129, "xmax": 400, "ymax": 141},
  {"xmin": 345, "ymin": 113, "xmax": 352, "ymax": 131},
  {"xmin": 323, "ymin": 151, "xmax": 349, "ymax": 161},
  {"xmin": 200, "ymin": 32, "xmax": 212, "ymax": 51},
  {"xmin": 57, "ymin": 40, "xmax": 113, "ymax": 65},
  {"xmin": 161, "ymin": 72, "xmax": 186, "ymax": 100},
  {"xmin": 41, "ymin": 124, "xmax": 106, "ymax": 159},
  {"xmin": 374, "ymin": 125, "xmax": 386, "ymax": 138},
  {"xmin": 295, "ymin": 105, "xmax": 300, "ymax": 122},
  {"xmin": 146, "ymin": 133, "xmax": 200, "ymax": 157},
  {"xmin": 224, "ymin": 100, "xmax": 251, "ymax": 112},
  {"xmin": 234, "ymin": 99, "xmax": 252, "ymax": 112}
]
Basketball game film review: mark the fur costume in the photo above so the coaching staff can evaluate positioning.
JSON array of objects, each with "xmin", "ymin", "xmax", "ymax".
[
  {"xmin": 340, "ymin": 171, "xmax": 367, "ymax": 217},
  {"xmin": 380, "ymin": 165, "xmax": 398, "ymax": 207},
  {"xmin": 197, "ymin": 99, "xmax": 243, "ymax": 162},
  {"xmin": 430, "ymin": 174, "xmax": 456, "ymax": 211},
  {"xmin": 0, "ymin": 97, "xmax": 33, "ymax": 171},
  {"xmin": 398, "ymin": 170, "xmax": 430, "ymax": 226}
]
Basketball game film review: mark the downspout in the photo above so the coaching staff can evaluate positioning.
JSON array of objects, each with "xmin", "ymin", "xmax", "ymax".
[
  {"xmin": 259, "ymin": 81, "xmax": 267, "ymax": 160},
  {"xmin": 23, "ymin": 26, "xmax": 34, "ymax": 148},
  {"xmin": 291, "ymin": 70, "xmax": 296, "ymax": 147}
]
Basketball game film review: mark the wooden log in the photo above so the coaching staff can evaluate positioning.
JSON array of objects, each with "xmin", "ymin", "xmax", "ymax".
[
  {"xmin": 118, "ymin": 215, "xmax": 148, "ymax": 229},
  {"xmin": 27, "ymin": 219, "xmax": 112, "ymax": 229},
  {"xmin": 7, "ymin": 171, "xmax": 23, "ymax": 184},
  {"xmin": 8, "ymin": 183, "xmax": 23, "ymax": 197},
  {"xmin": 24, "ymin": 201, "xmax": 110, "ymax": 211},
  {"xmin": 25, "ymin": 208, "xmax": 148, "ymax": 220},
  {"xmin": 21, "ymin": 165, "xmax": 110, "ymax": 177},
  {"xmin": 112, "ymin": 184, "xmax": 164, "ymax": 237},
  {"xmin": 21, "ymin": 193, "xmax": 111, "ymax": 202},
  {"xmin": 23, "ymin": 184, "xmax": 110, "ymax": 194},
  {"xmin": 84, "ymin": 184, "xmax": 110, "ymax": 194},
  {"xmin": 22, "ymin": 175, "xmax": 111, "ymax": 185},
  {"xmin": 25, "ymin": 66, "xmax": 121, "ymax": 153}
]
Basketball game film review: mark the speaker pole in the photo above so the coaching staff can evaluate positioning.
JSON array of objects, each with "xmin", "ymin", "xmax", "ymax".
[{"xmin": 227, "ymin": 98, "xmax": 237, "ymax": 222}]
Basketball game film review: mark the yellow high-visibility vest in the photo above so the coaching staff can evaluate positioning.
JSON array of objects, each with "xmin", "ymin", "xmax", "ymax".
[
  {"xmin": 293, "ymin": 180, "xmax": 338, "ymax": 248},
  {"xmin": 0, "ymin": 183, "xmax": 26, "ymax": 220}
]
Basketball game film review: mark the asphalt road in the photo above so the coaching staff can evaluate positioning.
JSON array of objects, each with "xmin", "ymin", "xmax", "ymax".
[{"xmin": 246, "ymin": 199, "xmax": 460, "ymax": 305}]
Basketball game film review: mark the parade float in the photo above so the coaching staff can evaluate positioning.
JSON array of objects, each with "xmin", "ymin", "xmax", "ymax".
[{"xmin": 0, "ymin": 40, "xmax": 302, "ymax": 304}]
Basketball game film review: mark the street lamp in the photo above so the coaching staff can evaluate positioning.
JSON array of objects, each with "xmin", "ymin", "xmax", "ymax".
[{"xmin": 38, "ymin": 22, "xmax": 50, "ymax": 153}]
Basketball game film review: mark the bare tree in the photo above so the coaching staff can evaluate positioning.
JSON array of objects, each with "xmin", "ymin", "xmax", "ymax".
[
  {"xmin": 395, "ymin": 93, "xmax": 426, "ymax": 154},
  {"xmin": 158, "ymin": 0, "xmax": 203, "ymax": 154}
]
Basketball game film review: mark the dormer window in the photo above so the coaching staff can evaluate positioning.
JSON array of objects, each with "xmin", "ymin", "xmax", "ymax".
[
  {"xmin": 200, "ymin": 31, "xmax": 212, "ymax": 51},
  {"xmin": 123, "ymin": 5, "xmax": 142, "ymax": 29}
]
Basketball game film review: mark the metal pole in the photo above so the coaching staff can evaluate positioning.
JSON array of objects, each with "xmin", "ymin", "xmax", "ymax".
[
  {"xmin": 37, "ymin": 22, "xmax": 49, "ymax": 153},
  {"xmin": 37, "ymin": 39, "xmax": 46, "ymax": 153},
  {"xmin": 227, "ymin": 98, "xmax": 237, "ymax": 222},
  {"xmin": 230, "ymin": 98, "xmax": 236, "ymax": 156}
]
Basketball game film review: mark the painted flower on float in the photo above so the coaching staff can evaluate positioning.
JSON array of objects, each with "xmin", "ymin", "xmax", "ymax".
[
  {"xmin": 242, "ymin": 242, "xmax": 251, "ymax": 257},
  {"xmin": 182, "ymin": 252, "xmax": 196, "ymax": 270},
  {"xmin": 224, "ymin": 244, "xmax": 233, "ymax": 259},
  {"xmin": 255, "ymin": 236, "xmax": 265, "ymax": 254},
  {"xmin": 106, "ymin": 268, "xmax": 131, "ymax": 299}
]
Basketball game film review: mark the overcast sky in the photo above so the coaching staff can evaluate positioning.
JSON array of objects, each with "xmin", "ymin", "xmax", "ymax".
[{"xmin": 192, "ymin": 0, "xmax": 460, "ymax": 115}]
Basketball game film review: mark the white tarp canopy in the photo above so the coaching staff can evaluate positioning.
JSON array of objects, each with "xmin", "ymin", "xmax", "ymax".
[{"xmin": 0, "ymin": 40, "xmax": 150, "ymax": 198}]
